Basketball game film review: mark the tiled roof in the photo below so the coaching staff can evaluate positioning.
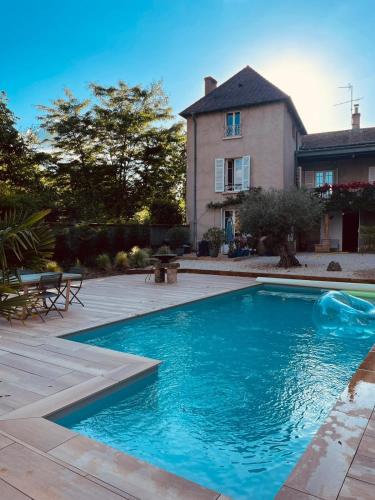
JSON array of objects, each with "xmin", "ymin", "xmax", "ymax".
[
  {"xmin": 180, "ymin": 66, "xmax": 306, "ymax": 133},
  {"xmin": 300, "ymin": 127, "xmax": 375, "ymax": 151}
]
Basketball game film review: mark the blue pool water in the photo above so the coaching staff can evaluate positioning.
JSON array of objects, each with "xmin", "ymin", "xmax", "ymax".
[{"xmin": 55, "ymin": 286, "xmax": 374, "ymax": 499}]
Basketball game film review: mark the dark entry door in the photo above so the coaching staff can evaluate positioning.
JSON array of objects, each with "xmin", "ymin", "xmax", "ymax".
[{"xmin": 342, "ymin": 212, "xmax": 359, "ymax": 252}]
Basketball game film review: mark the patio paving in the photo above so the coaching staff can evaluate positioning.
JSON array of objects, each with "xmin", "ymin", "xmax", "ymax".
[
  {"xmin": 0, "ymin": 273, "xmax": 253, "ymax": 499},
  {"xmin": 179, "ymin": 252, "xmax": 375, "ymax": 279}
]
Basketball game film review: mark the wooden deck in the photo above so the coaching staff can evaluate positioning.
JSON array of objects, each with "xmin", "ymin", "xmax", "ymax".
[{"xmin": 0, "ymin": 273, "xmax": 254, "ymax": 499}]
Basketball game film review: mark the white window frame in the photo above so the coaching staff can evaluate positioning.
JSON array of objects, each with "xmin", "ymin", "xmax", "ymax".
[
  {"xmin": 224, "ymin": 158, "xmax": 242, "ymax": 192},
  {"xmin": 225, "ymin": 111, "xmax": 241, "ymax": 137}
]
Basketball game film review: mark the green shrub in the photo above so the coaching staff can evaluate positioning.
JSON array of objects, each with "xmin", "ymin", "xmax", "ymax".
[
  {"xmin": 45, "ymin": 260, "xmax": 62, "ymax": 272},
  {"xmin": 128, "ymin": 246, "xmax": 149, "ymax": 268},
  {"xmin": 96, "ymin": 253, "xmax": 112, "ymax": 271},
  {"xmin": 167, "ymin": 226, "xmax": 189, "ymax": 249},
  {"xmin": 114, "ymin": 251, "xmax": 129, "ymax": 270},
  {"xmin": 157, "ymin": 245, "xmax": 171, "ymax": 255},
  {"xmin": 203, "ymin": 227, "xmax": 225, "ymax": 257},
  {"xmin": 69, "ymin": 260, "xmax": 87, "ymax": 275},
  {"xmin": 142, "ymin": 247, "xmax": 153, "ymax": 257}
]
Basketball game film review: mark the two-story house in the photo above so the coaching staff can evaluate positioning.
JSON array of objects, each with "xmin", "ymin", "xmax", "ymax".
[
  {"xmin": 181, "ymin": 66, "xmax": 375, "ymax": 252},
  {"xmin": 180, "ymin": 66, "xmax": 306, "ymax": 248}
]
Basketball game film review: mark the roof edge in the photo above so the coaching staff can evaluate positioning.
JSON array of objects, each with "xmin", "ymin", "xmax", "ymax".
[{"xmin": 180, "ymin": 97, "xmax": 307, "ymax": 134}]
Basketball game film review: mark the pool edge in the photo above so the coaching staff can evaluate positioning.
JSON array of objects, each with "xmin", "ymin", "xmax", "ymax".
[{"xmin": 276, "ymin": 352, "xmax": 375, "ymax": 498}]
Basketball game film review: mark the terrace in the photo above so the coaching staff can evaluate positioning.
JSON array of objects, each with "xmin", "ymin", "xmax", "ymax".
[
  {"xmin": 0, "ymin": 273, "xmax": 252, "ymax": 499},
  {"xmin": 0, "ymin": 273, "xmax": 374, "ymax": 498}
]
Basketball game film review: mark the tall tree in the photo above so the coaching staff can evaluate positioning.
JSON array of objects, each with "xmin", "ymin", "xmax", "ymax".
[
  {"xmin": 38, "ymin": 82, "xmax": 186, "ymax": 221},
  {"xmin": 38, "ymin": 90, "xmax": 104, "ymax": 220},
  {"xmin": 0, "ymin": 92, "xmax": 53, "ymax": 212}
]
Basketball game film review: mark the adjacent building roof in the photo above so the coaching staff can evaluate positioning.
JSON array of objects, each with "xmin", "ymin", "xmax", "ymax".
[
  {"xmin": 297, "ymin": 126, "xmax": 375, "ymax": 160},
  {"xmin": 300, "ymin": 127, "xmax": 375, "ymax": 151},
  {"xmin": 180, "ymin": 66, "xmax": 306, "ymax": 134}
]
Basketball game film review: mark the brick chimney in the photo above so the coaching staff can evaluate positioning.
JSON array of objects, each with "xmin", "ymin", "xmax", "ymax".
[
  {"xmin": 204, "ymin": 76, "xmax": 217, "ymax": 95},
  {"xmin": 352, "ymin": 104, "xmax": 360, "ymax": 129}
]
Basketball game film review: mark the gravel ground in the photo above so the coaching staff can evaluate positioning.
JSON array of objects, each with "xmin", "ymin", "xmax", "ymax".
[{"xmin": 178, "ymin": 253, "xmax": 375, "ymax": 279}]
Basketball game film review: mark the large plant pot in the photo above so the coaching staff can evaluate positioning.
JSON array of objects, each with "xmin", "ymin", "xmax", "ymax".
[{"xmin": 209, "ymin": 247, "xmax": 219, "ymax": 257}]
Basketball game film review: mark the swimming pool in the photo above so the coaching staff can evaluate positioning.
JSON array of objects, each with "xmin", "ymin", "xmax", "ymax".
[{"xmin": 55, "ymin": 285, "xmax": 374, "ymax": 499}]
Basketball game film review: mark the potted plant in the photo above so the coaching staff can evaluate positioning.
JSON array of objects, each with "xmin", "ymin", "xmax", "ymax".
[
  {"xmin": 167, "ymin": 227, "xmax": 190, "ymax": 256},
  {"xmin": 203, "ymin": 227, "xmax": 225, "ymax": 257}
]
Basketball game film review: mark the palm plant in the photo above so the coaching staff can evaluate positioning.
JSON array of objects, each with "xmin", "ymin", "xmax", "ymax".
[{"xmin": 0, "ymin": 210, "xmax": 55, "ymax": 321}]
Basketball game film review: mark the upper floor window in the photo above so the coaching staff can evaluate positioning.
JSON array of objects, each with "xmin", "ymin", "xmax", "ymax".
[
  {"xmin": 315, "ymin": 171, "xmax": 333, "ymax": 187},
  {"xmin": 226, "ymin": 111, "xmax": 241, "ymax": 137},
  {"xmin": 214, "ymin": 156, "xmax": 250, "ymax": 192},
  {"xmin": 225, "ymin": 159, "xmax": 243, "ymax": 191}
]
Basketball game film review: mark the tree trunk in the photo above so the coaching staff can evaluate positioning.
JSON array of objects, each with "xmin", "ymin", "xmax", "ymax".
[{"xmin": 277, "ymin": 243, "xmax": 301, "ymax": 268}]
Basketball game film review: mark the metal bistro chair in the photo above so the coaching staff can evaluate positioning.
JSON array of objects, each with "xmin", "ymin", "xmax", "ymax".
[
  {"xmin": 145, "ymin": 258, "xmax": 159, "ymax": 283},
  {"xmin": 37, "ymin": 273, "xmax": 64, "ymax": 318},
  {"xmin": 66, "ymin": 267, "xmax": 85, "ymax": 307}
]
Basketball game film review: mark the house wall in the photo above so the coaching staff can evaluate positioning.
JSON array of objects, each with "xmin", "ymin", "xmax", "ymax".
[
  {"xmin": 186, "ymin": 102, "xmax": 298, "ymax": 242},
  {"xmin": 283, "ymin": 108, "xmax": 299, "ymax": 189},
  {"xmin": 300, "ymin": 156, "xmax": 375, "ymax": 185}
]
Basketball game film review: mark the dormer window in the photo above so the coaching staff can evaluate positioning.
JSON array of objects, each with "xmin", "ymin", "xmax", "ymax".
[{"xmin": 226, "ymin": 111, "xmax": 241, "ymax": 137}]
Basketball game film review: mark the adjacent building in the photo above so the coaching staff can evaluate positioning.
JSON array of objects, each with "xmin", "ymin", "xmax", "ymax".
[
  {"xmin": 298, "ymin": 117, "xmax": 375, "ymax": 251},
  {"xmin": 180, "ymin": 66, "xmax": 375, "ymax": 252}
]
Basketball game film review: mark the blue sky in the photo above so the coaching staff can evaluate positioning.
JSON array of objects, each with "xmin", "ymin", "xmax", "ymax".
[{"xmin": 2, "ymin": 0, "xmax": 375, "ymax": 133}]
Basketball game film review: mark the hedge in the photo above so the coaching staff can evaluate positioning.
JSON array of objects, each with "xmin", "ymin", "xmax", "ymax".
[{"xmin": 53, "ymin": 223, "xmax": 188, "ymax": 267}]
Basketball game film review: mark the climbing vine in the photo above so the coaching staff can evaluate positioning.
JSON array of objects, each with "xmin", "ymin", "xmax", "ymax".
[
  {"xmin": 315, "ymin": 182, "xmax": 375, "ymax": 212},
  {"xmin": 206, "ymin": 188, "xmax": 261, "ymax": 209}
]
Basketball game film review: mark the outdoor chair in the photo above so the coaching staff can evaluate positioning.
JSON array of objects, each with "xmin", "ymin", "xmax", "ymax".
[
  {"xmin": 37, "ymin": 273, "xmax": 64, "ymax": 318},
  {"xmin": 0, "ymin": 271, "xmax": 44, "ymax": 324},
  {"xmin": 145, "ymin": 258, "xmax": 159, "ymax": 283},
  {"xmin": 66, "ymin": 267, "xmax": 85, "ymax": 307},
  {"xmin": 16, "ymin": 268, "xmax": 38, "ymax": 292}
]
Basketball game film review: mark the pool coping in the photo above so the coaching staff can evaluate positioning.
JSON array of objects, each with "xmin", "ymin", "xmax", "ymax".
[
  {"xmin": 277, "ymin": 348, "xmax": 375, "ymax": 499},
  {"xmin": 178, "ymin": 268, "xmax": 375, "ymax": 284}
]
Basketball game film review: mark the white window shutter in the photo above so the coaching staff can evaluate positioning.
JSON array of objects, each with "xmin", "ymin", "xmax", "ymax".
[
  {"xmin": 296, "ymin": 166, "xmax": 302, "ymax": 188},
  {"xmin": 369, "ymin": 166, "xmax": 375, "ymax": 183},
  {"xmin": 304, "ymin": 171, "xmax": 315, "ymax": 189},
  {"xmin": 242, "ymin": 155, "xmax": 251, "ymax": 190},
  {"xmin": 214, "ymin": 158, "xmax": 225, "ymax": 192}
]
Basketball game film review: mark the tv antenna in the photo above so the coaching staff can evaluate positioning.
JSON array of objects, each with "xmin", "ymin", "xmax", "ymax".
[{"xmin": 334, "ymin": 83, "xmax": 363, "ymax": 124}]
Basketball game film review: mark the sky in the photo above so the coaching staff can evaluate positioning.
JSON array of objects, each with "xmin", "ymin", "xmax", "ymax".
[{"xmin": 1, "ymin": 0, "xmax": 375, "ymax": 134}]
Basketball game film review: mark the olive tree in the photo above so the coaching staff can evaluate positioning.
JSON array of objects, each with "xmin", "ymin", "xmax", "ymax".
[{"xmin": 239, "ymin": 188, "xmax": 323, "ymax": 268}]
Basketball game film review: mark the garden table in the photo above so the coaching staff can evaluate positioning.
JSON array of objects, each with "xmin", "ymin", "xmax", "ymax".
[
  {"xmin": 152, "ymin": 255, "xmax": 178, "ymax": 284},
  {"xmin": 20, "ymin": 273, "xmax": 82, "ymax": 315}
]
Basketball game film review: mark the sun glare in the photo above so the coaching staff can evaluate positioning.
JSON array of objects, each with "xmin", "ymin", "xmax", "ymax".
[{"xmin": 259, "ymin": 55, "xmax": 349, "ymax": 133}]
